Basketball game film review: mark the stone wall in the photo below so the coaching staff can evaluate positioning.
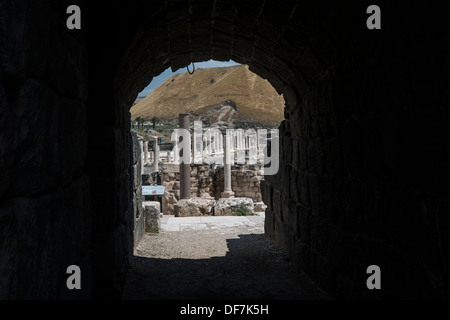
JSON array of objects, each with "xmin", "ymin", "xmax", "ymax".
[
  {"xmin": 131, "ymin": 132, "xmax": 144, "ymax": 249},
  {"xmin": 1, "ymin": 0, "xmax": 448, "ymax": 300},
  {"xmin": 161, "ymin": 163, "xmax": 264, "ymax": 215},
  {"xmin": 214, "ymin": 165, "xmax": 264, "ymax": 201},
  {"xmin": 262, "ymin": 45, "xmax": 450, "ymax": 299},
  {"xmin": 0, "ymin": 0, "xmax": 92, "ymax": 299},
  {"xmin": 94, "ymin": 0, "xmax": 450, "ymax": 299}
]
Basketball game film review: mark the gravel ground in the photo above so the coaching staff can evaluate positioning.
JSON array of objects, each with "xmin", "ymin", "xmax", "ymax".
[{"xmin": 121, "ymin": 225, "xmax": 331, "ymax": 300}]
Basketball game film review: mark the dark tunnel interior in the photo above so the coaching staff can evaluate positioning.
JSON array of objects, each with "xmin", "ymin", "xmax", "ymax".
[{"xmin": 0, "ymin": 0, "xmax": 449, "ymax": 301}]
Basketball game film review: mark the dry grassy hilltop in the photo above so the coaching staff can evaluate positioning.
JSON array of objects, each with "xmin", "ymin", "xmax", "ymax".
[{"xmin": 130, "ymin": 65, "xmax": 285, "ymax": 125}]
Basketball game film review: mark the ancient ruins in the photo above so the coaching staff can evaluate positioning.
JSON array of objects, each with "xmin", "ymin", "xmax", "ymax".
[
  {"xmin": 1, "ymin": 0, "xmax": 448, "ymax": 301},
  {"xmin": 134, "ymin": 114, "xmax": 270, "ymax": 231}
]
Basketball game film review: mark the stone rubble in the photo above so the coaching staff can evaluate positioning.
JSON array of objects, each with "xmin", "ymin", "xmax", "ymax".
[
  {"xmin": 173, "ymin": 198, "xmax": 216, "ymax": 217},
  {"xmin": 213, "ymin": 197, "xmax": 255, "ymax": 216}
]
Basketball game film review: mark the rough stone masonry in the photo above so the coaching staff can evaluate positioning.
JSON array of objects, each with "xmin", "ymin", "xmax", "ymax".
[
  {"xmin": 0, "ymin": 0, "xmax": 449, "ymax": 300},
  {"xmin": 160, "ymin": 163, "xmax": 264, "ymax": 215}
]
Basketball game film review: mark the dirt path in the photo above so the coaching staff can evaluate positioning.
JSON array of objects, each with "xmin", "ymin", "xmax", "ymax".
[{"xmin": 122, "ymin": 221, "xmax": 331, "ymax": 300}]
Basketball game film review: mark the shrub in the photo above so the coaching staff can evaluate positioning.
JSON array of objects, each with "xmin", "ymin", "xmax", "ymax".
[{"xmin": 235, "ymin": 204, "xmax": 250, "ymax": 216}]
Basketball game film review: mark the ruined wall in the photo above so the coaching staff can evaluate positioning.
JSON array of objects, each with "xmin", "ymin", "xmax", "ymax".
[
  {"xmin": 161, "ymin": 163, "xmax": 264, "ymax": 214},
  {"xmin": 214, "ymin": 164, "xmax": 264, "ymax": 201},
  {"xmin": 0, "ymin": 0, "xmax": 92, "ymax": 299}
]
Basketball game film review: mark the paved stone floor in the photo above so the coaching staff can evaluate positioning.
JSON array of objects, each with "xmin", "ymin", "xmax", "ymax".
[
  {"xmin": 160, "ymin": 213, "xmax": 265, "ymax": 232},
  {"xmin": 122, "ymin": 213, "xmax": 332, "ymax": 300}
]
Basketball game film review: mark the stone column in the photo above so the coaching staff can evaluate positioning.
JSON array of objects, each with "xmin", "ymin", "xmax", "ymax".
[
  {"xmin": 193, "ymin": 121, "xmax": 201, "ymax": 164},
  {"xmin": 236, "ymin": 129, "xmax": 245, "ymax": 164},
  {"xmin": 143, "ymin": 140, "xmax": 148, "ymax": 164},
  {"xmin": 179, "ymin": 114, "xmax": 191, "ymax": 199},
  {"xmin": 204, "ymin": 132, "xmax": 209, "ymax": 157},
  {"xmin": 207, "ymin": 131, "xmax": 212, "ymax": 155},
  {"xmin": 192, "ymin": 129, "xmax": 197, "ymax": 163},
  {"xmin": 153, "ymin": 137, "xmax": 159, "ymax": 172},
  {"xmin": 257, "ymin": 130, "xmax": 266, "ymax": 164},
  {"xmin": 214, "ymin": 132, "xmax": 219, "ymax": 154},
  {"xmin": 238, "ymin": 130, "xmax": 242, "ymax": 149},
  {"xmin": 247, "ymin": 129, "xmax": 257, "ymax": 165},
  {"xmin": 172, "ymin": 129, "xmax": 179, "ymax": 164},
  {"xmin": 203, "ymin": 136, "xmax": 207, "ymax": 161},
  {"xmin": 221, "ymin": 133, "xmax": 234, "ymax": 198},
  {"xmin": 238, "ymin": 132, "xmax": 241, "ymax": 149}
]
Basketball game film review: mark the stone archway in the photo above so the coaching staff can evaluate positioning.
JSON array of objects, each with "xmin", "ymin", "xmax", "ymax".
[
  {"xmin": 84, "ymin": 0, "xmax": 450, "ymax": 299},
  {"xmin": 98, "ymin": 0, "xmax": 350, "ymax": 297},
  {"xmin": 1, "ymin": 0, "xmax": 448, "ymax": 300}
]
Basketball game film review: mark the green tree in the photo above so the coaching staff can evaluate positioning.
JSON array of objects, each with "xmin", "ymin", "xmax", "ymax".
[
  {"xmin": 135, "ymin": 117, "xmax": 142, "ymax": 130},
  {"xmin": 152, "ymin": 117, "xmax": 158, "ymax": 129}
]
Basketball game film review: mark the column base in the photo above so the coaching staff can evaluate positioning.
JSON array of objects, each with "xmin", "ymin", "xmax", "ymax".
[{"xmin": 221, "ymin": 190, "xmax": 235, "ymax": 198}]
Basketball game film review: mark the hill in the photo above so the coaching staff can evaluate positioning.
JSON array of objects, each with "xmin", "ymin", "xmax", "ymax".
[{"xmin": 130, "ymin": 65, "xmax": 285, "ymax": 125}]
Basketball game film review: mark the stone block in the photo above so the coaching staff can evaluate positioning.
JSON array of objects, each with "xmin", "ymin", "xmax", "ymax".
[
  {"xmin": 200, "ymin": 193, "xmax": 214, "ymax": 199},
  {"xmin": 299, "ymin": 206, "xmax": 311, "ymax": 244},
  {"xmin": 243, "ymin": 191, "xmax": 253, "ymax": 198},
  {"xmin": 282, "ymin": 136, "xmax": 293, "ymax": 163},
  {"xmin": 309, "ymin": 174, "xmax": 319, "ymax": 213},
  {"xmin": 143, "ymin": 201, "xmax": 160, "ymax": 233},
  {"xmin": 246, "ymin": 170, "xmax": 257, "ymax": 176},
  {"xmin": 167, "ymin": 173, "xmax": 176, "ymax": 180},
  {"xmin": 254, "ymin": 201, "xmax": 267, "ymax": 213},
  {"xmin": 299, "ymin": 139, "xmax": 307, "ymax": 171},
  {"xmin": 213, "ymin": 197, "xmax": 255, "ymax": 216},
  {"xmin": 174, "ymin": 198, "xmax": 215, "ymax": 216},
  {"xmin": 162, "ymin": 163, "xmax": 179, "ymax": 173},
  {"xmin": 290, "ymin": 168, "xmax": 301, "ymax": 204},
  {"xmin": 299, "ymin": 173, "xmax": 310, "ymax": 208}
]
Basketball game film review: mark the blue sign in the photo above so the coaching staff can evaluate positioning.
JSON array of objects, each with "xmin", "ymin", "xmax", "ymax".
[{"xmin": 142, "ymin": 185, "xmax": 165, "ymax": 196}]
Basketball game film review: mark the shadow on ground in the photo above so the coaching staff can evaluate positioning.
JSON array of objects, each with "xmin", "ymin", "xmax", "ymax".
[{"xmin": 122, "ymin": 233, "xmax": 331, "ymax": 300}]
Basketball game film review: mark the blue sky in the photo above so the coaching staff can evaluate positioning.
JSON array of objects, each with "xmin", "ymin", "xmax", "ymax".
[{"xmin": 138, "ymin": 59, "xmax": 241, "ymax": 97}]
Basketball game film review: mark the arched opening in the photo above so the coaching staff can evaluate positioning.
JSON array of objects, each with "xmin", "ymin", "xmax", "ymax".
[
  {"xmin": 89, "ymin": 0, "xmax": 355, "ymax": 298},
  {"xmin": 130, "ymin": 60, "xmax": 284, "ymax": 213},
  {"xmin": 92, "ymin": 1, "xmax": 324, "ymax": 297},
  {"xmin": 82, "ymin": 0, "xmax": 450, "ymax": 299},
  {"xmin": 81, "ymin": 0, "xmax": 449, "ymax": 300},
  {"xmin": 121, "ymin": 58, "xmax": 295, "ymax": 299},
  {"xmin": 2, "ymin": 0, "xmax": 447, "ymax": 301}
]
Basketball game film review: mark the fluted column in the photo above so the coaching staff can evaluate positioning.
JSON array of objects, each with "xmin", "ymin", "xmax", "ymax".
[{"xmin": 221, "ymin": 133, "xmax": 234, "ymax": 198}]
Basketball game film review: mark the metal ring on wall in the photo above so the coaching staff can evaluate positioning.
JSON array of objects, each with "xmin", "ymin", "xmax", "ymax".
[{"xmin": 187, "ymin": 62, "xmax": 195, "ymax": 75}]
